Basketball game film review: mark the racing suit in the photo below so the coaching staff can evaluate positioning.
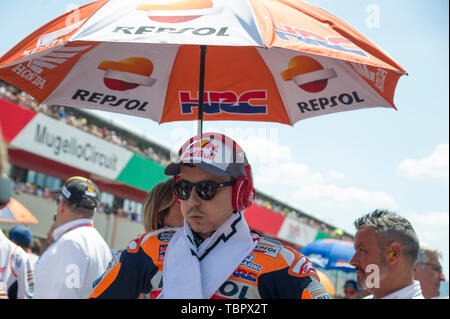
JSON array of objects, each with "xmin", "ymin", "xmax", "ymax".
[
  {"xmin": 88, "ymin": 229, "xmax": 329, "ymax": 299},
  {"xmin": 0, "ymin": 229, "xmax": 34, "ymax": 299}
]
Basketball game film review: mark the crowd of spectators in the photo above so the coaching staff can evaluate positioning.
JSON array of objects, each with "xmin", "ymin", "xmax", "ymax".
[
  {"xmin": 2, "ymin": 80, "xmax": 350, "ymax": 240},
  {"xmin": 254, "ymin": 196, "xmax": 352, "ymax": 241},
  {"xmin": 11, "ymin": 178, "xmax": 141, "ymax": 223}
]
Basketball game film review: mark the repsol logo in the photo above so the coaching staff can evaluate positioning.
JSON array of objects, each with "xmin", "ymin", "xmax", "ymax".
[
  {"xmin": 34, "ymin": 124, "xmax": 118, "ymax": 171},
  {"xmin": 72, "ymin": 89, "xmax": 149, "ymax": 112},
  {"xmin": 113, "ymin": 26, "xmax": 230, "ymax": 37},
  {"xmin": 297, "ymin": 91, "xmax": 365, "ymax": 113},
  {"xmin": 218, "ymin": 281, "xmax": 250, "ymax": 299}
]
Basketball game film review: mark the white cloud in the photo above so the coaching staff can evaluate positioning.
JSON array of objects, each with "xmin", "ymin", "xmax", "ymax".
[
  {"xmin": 293, "ymin": 184, "xmax": 397, "ymax": 208},
  {"xmin": 252, "ymin": 153, "xmax": 397, "ymax": 219},
  {"xmin": 239, "ymin": 135, "xmax": 398, "ymax": 233},
  {"xmin": 408, "ymin": 211, "xmax": 449, "ymax": 279},
  {"xmin": 328, "ymin": 170, "xmax": 346, "ymax": 180},
  {"xmin": 254, "ymin": 161, "xmax": 324, "ymax": 187},
  {"xmin": 236, "ymin": 133, "xmax": 293, "ymax": 167},
  {"xmin": 397, "ymin": 144, "xmax": 449, "ymax": 181},
  {"xmin": 409, "ymin": 211, "xmax": 449, "ymax": 244}
]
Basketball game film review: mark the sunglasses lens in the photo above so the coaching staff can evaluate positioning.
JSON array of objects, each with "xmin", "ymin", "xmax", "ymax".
[
  {"xmin": 173, "ymin": 181, "xmax": 192, "ymax": 200},
  {"xmin": 173, "ymin": 180, "xmax": 219, "ymax": 201},
  {"xmin": 196, "ymin": 181, "xmax": 216, "ymax": 200}
]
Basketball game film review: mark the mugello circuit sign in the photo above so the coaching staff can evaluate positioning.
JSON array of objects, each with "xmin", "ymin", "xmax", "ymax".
[{"xmin": 10, "ymin": 113, "xmax": 133, "ymax": 180}]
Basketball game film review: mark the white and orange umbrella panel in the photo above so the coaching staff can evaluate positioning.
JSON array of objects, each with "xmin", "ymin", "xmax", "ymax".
[
  {"xmin": 0, "ymin": 198, "xmax": 39, "ymax": 225},
  {"xmin": 0, "ymin": 0, "xmax": 407, "ymax": 129}
]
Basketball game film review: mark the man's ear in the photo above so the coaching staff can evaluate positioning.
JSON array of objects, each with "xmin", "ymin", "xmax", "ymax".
[
  {"xmin": 386, "ymin": 242, "xmax": 401, "ymax": 265},
  {"xmin": 57, "ymin": 199, "xmax": 67, "ymax": 217}
]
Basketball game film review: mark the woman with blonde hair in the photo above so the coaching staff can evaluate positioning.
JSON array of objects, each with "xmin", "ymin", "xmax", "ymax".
[
  {"xmin": 142, "ymin": 178, "xmax": 183, "ymax": 232},
  {"xmin": 139, "ymin": 179, "xmax": 184, "ymax": 299}
]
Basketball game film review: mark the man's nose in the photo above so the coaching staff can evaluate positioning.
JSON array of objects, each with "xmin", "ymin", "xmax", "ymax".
[
  {"xmin": 186, "ymin": 186, "xmax": 201, "ymax": 206},
  {"xmin": 350, "ymin": 253, "xmax": 358, "ymax": 267}
]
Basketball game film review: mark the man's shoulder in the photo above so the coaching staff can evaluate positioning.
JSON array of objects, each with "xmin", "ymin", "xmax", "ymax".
[{"xmin": 250, "ymin": 236, "xmax": 319, "ymax": 279}]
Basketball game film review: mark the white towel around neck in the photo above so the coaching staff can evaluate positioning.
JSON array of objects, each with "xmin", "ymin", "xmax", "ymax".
[{"xmin": 158, "ymin": 211, "xmax": 257, "ymax": 299}]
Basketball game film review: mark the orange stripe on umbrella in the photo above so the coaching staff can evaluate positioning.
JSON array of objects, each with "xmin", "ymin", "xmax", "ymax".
[{"xmin": 0, "ymin": 198, "xmax": 39, "ymax": 224}]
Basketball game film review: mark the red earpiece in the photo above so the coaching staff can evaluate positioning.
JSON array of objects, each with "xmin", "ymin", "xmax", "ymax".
[
  {"xmin": 173, "ymin": 175, "xmax": 181, "ymax": 204},
  {"xmin": 231, "ymin": 164, "xmax": 255, "ymax": 211}
]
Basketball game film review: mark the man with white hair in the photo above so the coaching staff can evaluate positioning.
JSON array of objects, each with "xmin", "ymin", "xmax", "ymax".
[
  {"xmin": 350, "ymin": 209, "xmax": 423, "ymax": 299},
  {"xmin": 414, "ymin": 245, "xmax": 446, "ymax": 298}
]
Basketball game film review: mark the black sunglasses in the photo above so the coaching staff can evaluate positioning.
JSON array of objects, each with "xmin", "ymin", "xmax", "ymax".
[{"xmin": 173, "ymin": 179, "xmax": 235, "ymax": 201}]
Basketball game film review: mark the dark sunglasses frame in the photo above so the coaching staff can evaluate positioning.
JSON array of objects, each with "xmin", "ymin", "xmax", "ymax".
[{"xmin": 173, "ymin": 179, "xmax": 235, "ymax": 201}]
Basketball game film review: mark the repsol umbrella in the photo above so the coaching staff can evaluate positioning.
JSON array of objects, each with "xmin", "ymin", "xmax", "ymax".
[
  {"xmin": 0, "ymin": 0, "xmax": 407, "ymax": 135},
  {"xmin": 0, "ymin": 198, "xmax": 39, "ymax": 225}
]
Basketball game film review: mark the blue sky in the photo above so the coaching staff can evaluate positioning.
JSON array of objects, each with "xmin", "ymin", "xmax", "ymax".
[{"xmin": 0, "ymin": 0, "xmax": 448, "ymax": 280}]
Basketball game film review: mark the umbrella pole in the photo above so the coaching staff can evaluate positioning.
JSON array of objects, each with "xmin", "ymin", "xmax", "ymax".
[{"xmin": 197, "ymin": 45, "xmax": 207, "ymax": 136}]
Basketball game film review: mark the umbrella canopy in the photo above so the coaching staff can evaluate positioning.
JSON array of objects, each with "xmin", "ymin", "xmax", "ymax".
[
  {"xmin": 316, "ymin": 270, "xmax": 336, "ymax": 296},
  {"xmin": 0, "ymin": 0, "xmax": 406, "ymax": 135},
  {"xmin": 300, "ymin": 239, "xmax": 355, "ymax": 272},
  {"xmin": 0, "ymin": 198, "xmax": 39, "ymax": 224}
]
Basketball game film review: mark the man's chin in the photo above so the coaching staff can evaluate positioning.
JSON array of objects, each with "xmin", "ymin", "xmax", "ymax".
[
  {"xmin": 355, "ymin": 273, "xmax": 366, "ymax": 289},
  {"xmin": 189, "ymin": 224, "xmax": 212, "ymax": 237}
]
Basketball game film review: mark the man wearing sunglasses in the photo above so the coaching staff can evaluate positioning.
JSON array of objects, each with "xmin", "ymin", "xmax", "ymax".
[{"xmin": 89, "ymin": 132, "xmax": 329, "ymax": 299}]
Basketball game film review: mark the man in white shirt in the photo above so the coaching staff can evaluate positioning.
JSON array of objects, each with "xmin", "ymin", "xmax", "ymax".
[
  {"xmin": 350, "ymin": 209, "xmax": 424, "ymax": 299},
  {"xmin": 33, "ymin": 176, "xmax": 112, "ymax": 299},
  {"xmin": 1, "ymin": 175, "xmax": 34, "ymax": 299}
]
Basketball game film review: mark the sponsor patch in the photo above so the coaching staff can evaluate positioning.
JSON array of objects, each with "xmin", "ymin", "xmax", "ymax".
[
  {"xmin": 158, "ymin": 244, "xmax": 168, "ymax": 261},
  {"xmin": 241, "ymin": 254, "xmax": 262, "ymax": 272},
  {"xmin": 157, "ymin": 230, "xmax": 176, "ymax": 242},
  {"xmin": 127, "ymin": 235, "xmax": 145, "ymax": 253},
  {"xmin": 312, "ymin": 289, "xmax": 329, "ymax": 298},
  {"xmin": 232, "ymin": 267, "xmax": 257, "ymax": 283},
  {"xmin": 61, "ymin": 186, "xmax": 71, "ymax": 199},
  {"xmin": 107, "ymin": 249, "xmax": 124, "ymax": 271},
  {"xmin": 254, "ymin": 243, "xmax": 281, "ymax": 258},
  {"xmin": 289, "ymin": 255, "xmax": 319, "ymax": 279}
]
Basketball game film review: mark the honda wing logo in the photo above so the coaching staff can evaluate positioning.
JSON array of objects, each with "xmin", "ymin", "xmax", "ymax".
[{"xmin": 23, "ymin": 19, "xmax": 86, "ymax": 56}]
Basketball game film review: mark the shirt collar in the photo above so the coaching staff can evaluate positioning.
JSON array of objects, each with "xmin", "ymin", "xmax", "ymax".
[
  {"xmin": 381, "ymin": 281, "xmax": 424, "ymax": 299},
  {"xmin": 53, "ymin": 218, "xmax": 93, "ymax": 241}
]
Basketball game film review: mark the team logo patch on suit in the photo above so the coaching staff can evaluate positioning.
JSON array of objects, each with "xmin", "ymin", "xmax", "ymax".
[
  {"xmin": 107, "ymin": 249, "xmax": 124, "ymax": 271},
  {"xmin": 289, "ymin": 255, "xmax": 319, "ymax": 279},
  {"xmin": 232, "ymin": 267, "xmax": 257, "ymax": 283},
  {"xmin": 240, "ymin": 254, "xmax": 262, "ymax": 272},
  {"xmin": 157, "ymin": 230, "xmax": 176, "ymax": 242},
  {"xmin": 254, "ymin": 243, "xmax": 281, "ymax": 258},
  {"xmin": 127, "ymin": 234, "xmax": 145, "ymax": 253},
  {"xmin": 158, "ymin": 244, "xmax": 168, "ymax": 261}
]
